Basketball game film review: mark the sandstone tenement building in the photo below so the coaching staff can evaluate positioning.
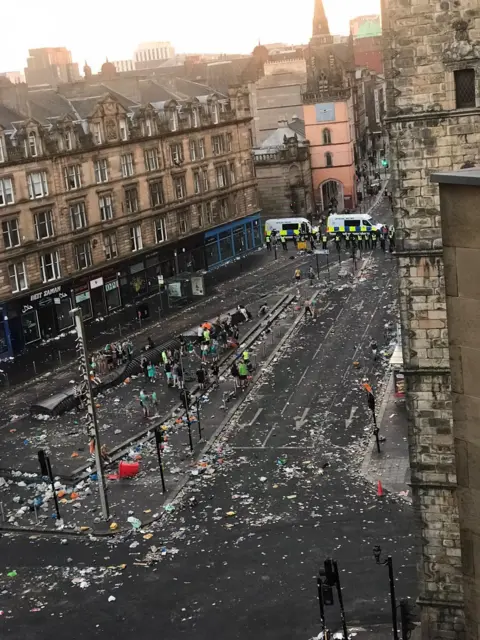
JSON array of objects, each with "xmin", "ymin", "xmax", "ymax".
[
  {"xmin": 0, "ymin": 78, "xmax": 259, "ymax": 357},
  {"xmin": 382, "ymin": 0, "xmax": 480, "ymax": 636}
]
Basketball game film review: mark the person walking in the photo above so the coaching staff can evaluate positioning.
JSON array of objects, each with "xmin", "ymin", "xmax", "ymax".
[
  {"xmin": 237, "ymin": 359, "xmax": 248, "ymax": 390},
  {"xmin": 230, "ymin": 360, "xmax": 240, "ymax": 392},
  {"xmin": 211, "ymin": 361, "xmax": 220, "ymax": 387},
  {"xmin": 165, "ymin": 361, "xmax": 173, "ymax": 387},
  {"xmin": 139, "ymin": 389, "xmax": 149, "ymax": 418},
  {"xmin": 295, "ymin": 267, "xmax": 301, "ymax": 283},
  {"xmin": 176, "ymin": 361, "xmax": 184, "ymax": 389},
  {"xmin": 196, "ymin": 365, "xmax": 206, "ymax": 390},
  {"xmin": 151, "ymin": 390, "xmax": 158, "ymax": 414},
  {"xmin": 147, "ymin": 361, "xmax": 156, "ymax": 383},
  {"xmin": 308, "ymin": 266, "xmax": 315, "ymax": 286},
  {"xmin": 141, "ymin": 355, "xmax": 149, "ymax": 382},
  {"xmin": 304, "ymin": 298, "xmax": 314, "ymax": 318}
]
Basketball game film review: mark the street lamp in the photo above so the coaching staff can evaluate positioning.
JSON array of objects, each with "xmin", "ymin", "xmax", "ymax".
[{"xmin": 373, "ymin": 546, "xmax": 399, "ymax": 640}]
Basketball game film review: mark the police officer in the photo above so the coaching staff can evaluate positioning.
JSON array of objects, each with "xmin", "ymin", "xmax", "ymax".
[
  {"xmin": 265, "ymin": 234, "xmax": 272, "ymax": 251},
  {"xmin": 357, "ymin": 233, "xmax": 363, "ymax": 252},
  {"xmin": 334, "ymin": 234, "xmax": 341, "ymax": 254},
  {"xmin": 380, "ymin": 233, "xmax": 386, "ymax": 253},
  {"xmin": 370, "ymin": 228, "xmax": 378, "ymax": 250},
  {"xmin": 364, "ymin": 230, "xmax": 371, "ymax": 250},
  {"xmin": 280, "ymin": 235, "xmax": 287, "ymax": 251},
  {"xmin": 322, "ymin": 232, "xmax": 328, "ymax": 250},
  {"xmin": 388, "ymin": 227, "xmax": 396, "ymax": 249},
  {"xmin": 345, "ymin": 231, "xmax": 351, "ymax": 250}
]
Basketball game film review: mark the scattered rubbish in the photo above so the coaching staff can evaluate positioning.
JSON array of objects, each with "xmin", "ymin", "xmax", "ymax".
[
  {"xmin": 127, "ymin": 516, "xmax": 142, "ymax": 529},
  {"xmin": 164, "ymin": 504, "xmax": 175, "ymax": 513},
  {"xmin": 7, "ymin": 570, "xmax": 17, "ymax": 578},
  {"xmin": 119, "ymin": 461, "xmax": 140, "ymax": 479},
  {"xmin": 109, "ymin": 522, "xmax": 119, "ymax": 531},
  {"xmin": 108, "ymin": 596, "xmax": 116, "ymax": 603},
  {"xmin": 377, "ymin": 480, "xmax": 384, "ymax": 497},
  {"xmin": 143, "ymin": 533, "xmax": 153, "ymax": 540},
  {"xmin": 259, "ymin": 476, "xmax": 267, "ymax": 483},
  {"xmin": 225, "ymin": 511, "xmax": 236, "ymax": 517}
]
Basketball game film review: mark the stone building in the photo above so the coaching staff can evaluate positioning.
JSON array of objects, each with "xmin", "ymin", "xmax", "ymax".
[
  {"xmin": 0, "ymin": 84, "xmax": 259, "ymax": 357},
  {"xmin": 302, "ymin": 0, "xmax": 357, "ymax": 212},
  {"xmin": 431, "ymin": 169, "xmax": 480, "ymax": 640},
  {"xmin": 25, "ymin": 47, "xmax": 80, "ymax": 87},
  {"xmin": 382, "ymin": 0, "xmax": 480, "ymax": 636},
  {"xmin": 253, "ymin": 117, "xmax": 313, "ymax": 221}
]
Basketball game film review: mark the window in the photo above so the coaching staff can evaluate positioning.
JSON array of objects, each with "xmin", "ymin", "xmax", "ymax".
[
  {"xmin": 93, "ymin": 159, "xmax": 109, "ymax": 184},
  {"xmin": 193, "ymin": 170, "xmax": 201, "ymax": 194},
  {"xmin": 93, "ymin": 122, "xmax": 102, "ymax": 144},
  {"xmin": 170, "ymin": 143, "xmax": 183, "ymax": 165},
  {"xmin": 212, "ymin": 103, "xmax": 219, "ymax": 124},
  {"xmin": 0, "ymin": 137, "xmax": 6, "ymax": 163},
  {"xmin": 205, "ymin": 201, "xmax": 213, "ymax": 224},
  {"xmin": 229, "ymin": 162, "xmax": 236, "ymax": 185},
  {"xmin": 455, "ymin": 69, "xmax": 476, "ymax": 109},
  {"xmin": 189, "ymin": 140, "xmax": 197, "ymax": 161},
  {"xmin": 28, "ymin": 131, "xmax": 38, "ymax": 157},
  {"xmin": 8, "ymin": 262, "xmax": 28, "ymax": 292},
  {"xmin": 248, "ymin": 129, "xmax": 254, "ymax": 148},
  {"xmin": 226, "ymin": 133, "xmax": 233, "ymax": 152},
  {"xmin": 70, "ymin": 201, "xmax": 87, "ymax": 230},
  {"xmin": 323, "ymin": 128, "xmax": 332, "ymax": 144},
  {"xmin": 216, "ymin": 165, "xmax": 228, "ymax": 188},
  {"xmin": 103, "ymin": 232, "xmax": 118, "ymax": 260},
  {"xmin": 119, "ymin": 118, "xmax": 128, "ymax": 141},
  {"xmin": 155, "ymin": 217, "xmax": 167, "ymax": 243},
  {"xmin": 198, "ymin": 204, "xmax": 204, "ymax": 227},
  {"xmin": 99, "ymin": 194, "xmax": 114, "ymax": 221},
  {"xmin": 0, "ymin": 178, "xmax": 14, "ymax": 206},
  {"xmin": 202, "ymin": 168, "xmax": 209, "ymax": 192},
  {"xmin": 28, "ymin": 172, "xmax": 49, "ymax": 199},
  {"xmin": 145, "ymin": 118, "xmax": 153, "ymax": 137},
  {"xmin": 130, "ymin": 225, "xmax": 143, "ymax": 252},
  {"xmin": 192, "ymin": 109, "xmax": 199, "ymax": 128},
  {"xmin": 325, "ymin": 152, "xmax": 333, "ymax": 167},
  {"xmin": 34, "ymin": 210, "xmax": 55, "ymax": 240},
  {"xmin": 121, "ymin": 153, "xmax": 134, "ymax": 177},
  {"xmin": 169, "ymin": 109, "xmax": 178, "ymax": 132},
  {"xmin": 125, "ymin": 186, "xmax": 139, "ymax": 214},
  {"xmin": 149, "ymin": 180, "xmax": 164, "ymax": 207},
  {"xmin": 219, "ymin": 197, "xmax": 229, "ymax": 219},
  {"xmin": 74, "ymin": 242, "xmax": 92, "ymax": 270},
  {"xmin": 144, "ymin": 148, "xmax": 160, "ymax": 171},
  {"xmin": 174, "ymin": 175, "xmax": 186, "ymax": 200},
  {"xmin": 64, "ymin": 165, "xmax": 82, "ymax": 190},
  {"xmin": 64, "ymin": 130, "xmax": 72, "ymax": 150},
  {"xmin": 212, "ymin": 135, "xmax": 225, "ymax": 155},
  {"xmin": 179, "ymin": 214, "xmax": 189, "ymax": 234},
  {"xmin": 198, "ymin": 138, "xmax": 206, "ymax": 159},
  {"xmin": 40, "ymin": 251, "xmax": 61, "ymax": 282},
  {"xmin": 2, "ymin": 219, "xmax": 20, "ymax": 249}
]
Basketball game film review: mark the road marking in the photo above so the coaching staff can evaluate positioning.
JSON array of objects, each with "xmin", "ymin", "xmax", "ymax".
[
  {"xmin": 345, "ymin": 406, "xmax": 358, "ymax": 429},
  {"xmin": 248, "ymin": 408, "xmax": 263, "ymax": 427},
  {"xmin": 230, "ymin": 446, "xmax": 314, "ymax": 450},
  {"xmin": 298, "ymin": 365, "xmax": 310, "ymax": 385},
  {"xmin": 313, "ymin": 294, "xmax": 354, "ymax": 360},
  {"xmin": 281, "ymin": 391, "xmax": 295, "ymax": 415},
  {"xmin": 294, "ymin": 407, "xmax": 310, "ymax": 429},
  {"xmin": 262, "ymin": 422, "xmax": 278, "ymax": 447}
]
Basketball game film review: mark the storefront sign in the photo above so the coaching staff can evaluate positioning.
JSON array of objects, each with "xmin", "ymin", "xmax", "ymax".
[
  {"xmin": 90, "ymin": 277, "xmax": 104, "ymax": 289},
  {"xmin": 157, "ymin": 275, "xmax": 164, "ymax": 286},
  {"xmin": 30, "ymin": 285, "xmax": 62, "ymax": 302},
  {"xmin": 22, "ymin": 304, "xmax": 34, "ymax": 314},
  {"xmin": 191, "ymin": 276, "xmax": 205, "ymax": 296},
  {"xmin": 75, "ymin": 291, "xmax": 91, "ymax": 303},
  {"xmin": 105, "ymin": 280, "xmax": 118, "ymax": 292}
]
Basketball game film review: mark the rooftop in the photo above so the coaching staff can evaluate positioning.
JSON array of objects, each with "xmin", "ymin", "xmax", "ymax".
[{"xmin": 431, "ymin": 169, "xmax": 480, "ymax": 186}]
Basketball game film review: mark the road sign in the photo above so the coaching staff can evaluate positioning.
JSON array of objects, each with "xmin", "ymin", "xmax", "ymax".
[{"xmin": 314, "ymin": 249, "xmax": 330, "ymax": 255}]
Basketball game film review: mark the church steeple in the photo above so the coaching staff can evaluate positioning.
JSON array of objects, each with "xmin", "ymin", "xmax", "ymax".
[{"xmin": 312, "ymin": 0, "xmax": 330, "ymax": 37}]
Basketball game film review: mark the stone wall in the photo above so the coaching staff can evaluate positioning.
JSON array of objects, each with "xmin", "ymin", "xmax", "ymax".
[{"xmin": 381, "ymin": 0, "xmax": 480, "ymax": 635}]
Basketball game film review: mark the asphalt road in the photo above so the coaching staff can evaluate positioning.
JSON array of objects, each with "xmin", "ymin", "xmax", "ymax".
[{"xmin": 0, "ymin": 242, "xmax": 419, "ymax": 640}]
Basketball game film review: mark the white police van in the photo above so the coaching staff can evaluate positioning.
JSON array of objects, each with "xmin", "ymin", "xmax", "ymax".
[
  {"xmin": 327, "ymin": 213, "xmax": 383, "ymax": 236},
  {"xmin": 265, "ymin": 217, "xmax": 312, "ymax": 239}
]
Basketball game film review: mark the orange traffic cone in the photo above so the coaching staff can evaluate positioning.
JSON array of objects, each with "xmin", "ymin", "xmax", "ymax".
[{"xmin": 377, "ymin": 480, "xmax": 384, "ymax": 497}]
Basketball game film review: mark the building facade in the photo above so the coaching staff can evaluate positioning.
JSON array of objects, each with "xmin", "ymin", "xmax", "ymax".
[
  {"xmin": 382, "ymin": 0, "xmax": 480, "ymax": 636},
  {"xmin": 432, "ymin": 170, "xmax": 480, "ymax": 640},
  {"xmin": 25, "ymin": 48, "xmax": 80, "ymax": 86},
  {"xmin": 0, "ymin": 89, "xmax": 260, "ymax": 357},
  {"xmin": 134, "ymin": 42, "xmax": 175, "ymax": 70},
  {"xmin": 350, "ymin": 15, "xmax": 384, "ymax": 75},
  {"xmin": 111, "ymin": 60, "xmax": 135, "ymax": 74},
  {"xmin": 253, "ymin": 118, "xmax": 313, "ymax": 221}
]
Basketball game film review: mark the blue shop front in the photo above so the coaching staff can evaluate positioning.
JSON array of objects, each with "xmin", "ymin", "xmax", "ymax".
[{"xmin": 204, "ymin": 213, "xmax": 262, "ymax": 268}]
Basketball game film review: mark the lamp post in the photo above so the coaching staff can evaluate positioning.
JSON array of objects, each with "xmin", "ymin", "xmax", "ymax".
[{"xmin": 71, "ymin": 307, "xmax": 109, "ymax": 520}]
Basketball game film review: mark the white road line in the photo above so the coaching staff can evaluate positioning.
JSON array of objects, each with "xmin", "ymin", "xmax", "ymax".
[
  {"xmin": 230, "ymin": 446, "xmax": 314, "ymax": 450},
  {"xmin": 262, "ymin": 424, "xmax": 277, "ymax": 448},
  {"xmin": 248, "ymin": 408, "xmax": 263, "ymax": 427},
  {"xmin": 281, "ymin": 391, "xmax": 295, "ymax": 415},
  {"xmin": 295, "ymin": 407, "xmax": 310, "ymax": 429},
  {"xmin": 298, "ymin": 365, "xmax": 310, "ymax": 385}
]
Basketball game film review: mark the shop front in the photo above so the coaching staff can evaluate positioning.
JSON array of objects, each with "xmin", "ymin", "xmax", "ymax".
[
  {"xmin": 204, "ymin": 213, "xmax": 262, "ymax": 268},
  {"xmin": 0, "ymin": 305, "xmax": 12, "ymax": 357}
]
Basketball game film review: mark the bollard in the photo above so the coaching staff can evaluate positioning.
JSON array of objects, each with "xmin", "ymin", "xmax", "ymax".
[
  {"xmin": 58, "ymin": 350, "xmax": 62, "ymax": 366},
  {"xmin": 33, "ymin": 361, "xmax": 37, "ymax": 376}
]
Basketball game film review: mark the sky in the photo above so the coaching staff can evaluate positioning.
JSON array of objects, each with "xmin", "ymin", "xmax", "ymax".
[{"xmin": 1, "ymin": 0, "xmax": 381, "ymax": 74}]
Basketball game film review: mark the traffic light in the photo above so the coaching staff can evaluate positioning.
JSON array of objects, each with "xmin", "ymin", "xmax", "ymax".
[
  {"xmin": 322, "ymin": 583, "xmax": 335, "ymax": 606},
  {"xmin": 400, "ymin": 599, "xmax": 416, "ymax": 640},
  {"xmin": 381, "ymin": 158, "xmax": 389, "ymax": 168}
]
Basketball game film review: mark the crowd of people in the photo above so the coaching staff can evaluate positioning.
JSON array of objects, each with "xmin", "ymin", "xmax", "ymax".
[{"xmin": 88, "ymin": 339, "xmax": 134, "ymax": 377}]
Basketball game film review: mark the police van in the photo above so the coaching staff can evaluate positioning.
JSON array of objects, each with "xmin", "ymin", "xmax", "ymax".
[
  {"xmin": 265, "ymin": 217, "xmax": 312, "ymax": 240},
  {"xmin": 327, "ymin": 213, "xmax": 382, "ymax": 237}
]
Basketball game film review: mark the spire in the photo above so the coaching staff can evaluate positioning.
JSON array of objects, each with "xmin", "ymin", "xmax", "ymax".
[{"xmin": 312, "ymin": 0, "xmax": 330, "ymax": 37}]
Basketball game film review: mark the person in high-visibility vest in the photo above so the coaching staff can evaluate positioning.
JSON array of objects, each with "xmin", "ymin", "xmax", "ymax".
[
  {"xmin": 356, "ymin": 233, "xmax": 363, "ymax": 252},
  {"xmin": 265, "ymin": 235, "xmax": 272, "ymax": 251},
  {"xmin": 345, "ymin": 232, "xmax": 351, "ymax": 250},
  {"xmin": 280, "ymin": 236, "xmax": 287, "ymax": 251},
  {"xmin": 322, "ymin": 233, "xmax": 328, "ymax": 250},
  {"xmin": 365, "ymin": 231, "xmax": 371, "ymax": 250},
  {"xmin": 295, "ymin": 268, "xmax": 301, "ymax": 282}
]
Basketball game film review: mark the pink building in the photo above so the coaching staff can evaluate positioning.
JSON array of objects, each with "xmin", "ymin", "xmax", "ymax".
[{"xmin": 303, "ymin": 99, "xmax": 357, "ymax": 212}]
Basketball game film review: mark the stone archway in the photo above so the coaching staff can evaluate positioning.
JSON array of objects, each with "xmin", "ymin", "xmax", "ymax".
[{"xmin": 319, "ymin": 179, "xmax": 344, "ymax": 212}]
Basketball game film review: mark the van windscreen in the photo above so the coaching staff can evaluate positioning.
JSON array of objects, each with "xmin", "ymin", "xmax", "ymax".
[{"xmin": 282, "ymin": 223, "xmax": 299, "ymax": 231}]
